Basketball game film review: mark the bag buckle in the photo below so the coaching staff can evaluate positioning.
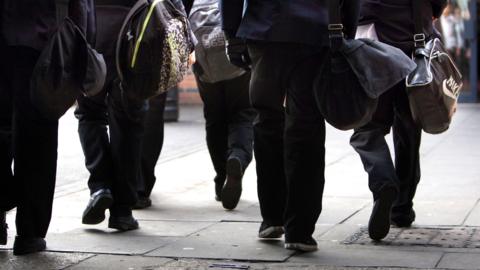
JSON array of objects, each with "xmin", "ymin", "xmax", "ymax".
[{"xmin": 414, "ymin": 33, "xmax": 426, "ymax": 48}]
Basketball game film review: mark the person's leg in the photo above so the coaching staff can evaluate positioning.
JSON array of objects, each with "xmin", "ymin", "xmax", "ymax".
[
  {"xmin": 137, "ymin": 92, "xmax": 167, "ymax": 206},
  {"xmin": 195, "ymin": 75, "xmax": 229, "ymax": 201},
  {"xmin": 224, "ymin": 72, "xmax": 255, "ymax": 168},
  {"xmin": 11, "ymin": 46, "xmax": 58, "ymax": 254},
  {"xmin": 283, "ymin": 47, "xmax": 327, "ymax": 251},
  {"xmin": 75, "ymin": 88, "xmax": 115, "ymax": 225},
  {"xmin": 0, "ymin": 42, "xmax": 14, "ymax": 212},
  {"xmin": 247, "ymin": 42, "xmax": 288, "ymax": 232},
  {"xmin": 107, "ymin": 82, "xmax": 148, "ymax": 230},
  {"xmin": 221, "ymin": 72, "xmax": 255, "ymax": 210},
  {"xmin": 0, "ymin": 40, "xmax": 13, "ymax": 246},
  {"xmin": 75, "ymin": 91, "xmax": 114, "ymax": 193},
  {"xmin": 350, "ymin": 88, "xmax": 398, "ymax": 241},
  {"xmin": 391, "ymin": 83, "xmax": 422, "ymax": 227}
]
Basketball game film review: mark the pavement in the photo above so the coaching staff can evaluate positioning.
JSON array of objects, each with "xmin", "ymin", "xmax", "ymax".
[{"xmin": 1, "ymin": 104, "xmax": 480, "ymax": 270}]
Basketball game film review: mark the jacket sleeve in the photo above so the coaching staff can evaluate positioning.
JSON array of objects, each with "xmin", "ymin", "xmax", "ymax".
[
  {"xmin": 220, "ymin": 0, "xmax": 245, "ymax": 36},
  {"xmin": 431, "ymin": 0, "xmax": 447, "ymax": 18},
  {"xmin": 342, "ymin": 0, "xmax": 361, "ymax": 39}
]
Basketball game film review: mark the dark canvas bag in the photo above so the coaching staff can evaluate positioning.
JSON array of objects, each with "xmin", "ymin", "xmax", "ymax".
[
  {"xmin": 313, "ymin": 0, "xmax": 416, "ymax": 130},
  {"xmin": 30, "ymin": 0, "xmax": 106, "ymax": 120},
  {"xmin": 406, "ymin": 0, "xmax": 463, "ymax": 134},
  {"xmin": 116, "ymin": 0, "xmax": 193, "ymax": 101},
  {"xmin": 188, "ymin": 0, "xmax": 245, "ymax": 83}
]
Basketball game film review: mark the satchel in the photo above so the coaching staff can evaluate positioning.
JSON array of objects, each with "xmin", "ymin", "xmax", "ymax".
[
  {"xmin": 116, "ymin": 0, "xmax": 194, "ymax": 101},
  {"xmin": 313, "ymin": 0, "xmax": 416, "ymax": 130},
  {"xmin": 405, "ymin": 0, "xmax": 463, "ymax": 134},
  {"xmin": 30, "ymin": 0, "xmax": 106, "ymax": 120}
]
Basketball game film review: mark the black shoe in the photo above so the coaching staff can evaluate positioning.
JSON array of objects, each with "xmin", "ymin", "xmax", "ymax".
[
  {"xmin": 368, "ymin": 186, "xmax": 398, "ymax": 241},
  {"xmin": 108, "ymin": 215, "xmax": 139, "ymax": 231},
  {"xmin": 13, "ymin": 236, "xmax": 46, "ymax": 256},
  {"xmin": 221, "ymin": 157, "xmax": 243, "ymax": 210},
  {"xmin": 285, "ymin": 236, "xmax": 318, "ymax": 252},
  {"xmin": 82, "ymin": 188, "xmax": 114, "ymax": 225},
  {"xmin": 258, "ymin": 222, "xmax": 284, "ymax": 239},
  {"xmin": 391, "ymin": 209, "xmax": 416, "ymax": 228},
  {"xmin": 133, "ymin": 196, "xmax": 152, "ymax": 210},
  {"xmin": 1, "ymin": 212, "xmax": 7, "ymax": 245}
]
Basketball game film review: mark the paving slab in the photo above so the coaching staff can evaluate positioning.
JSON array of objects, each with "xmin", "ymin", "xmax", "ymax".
[
  {"xmin": 288, "ymin": 245, "xmax": 443, "ymax": 269},
  {"xmin": 437, "ymin": 252, "xmax": 480, "ymax": 270},
  {"xmin": 146, "ymin": 222, "xmax": 294, "ymax": 261},
  {"xmin": 45, "ymin": 229, "xmax": 175, "ymax": 255},
  {"xmin": 465, "ymin": 201, "xmax": 480, "ymax": 226},
  {"xmin": 317, "ymin": 198, "xmax": 370, "ymax": 225},
  {"xmin": 318, "ymin": 224, "xmax": 364, "ymax": 243},
  {"xmin": 67, "ymin": 254, "xmax": 172, "ymax": 270},
  {"xmin": 0, "ymin": 251, "xmax": 93, "ymax": 270}
]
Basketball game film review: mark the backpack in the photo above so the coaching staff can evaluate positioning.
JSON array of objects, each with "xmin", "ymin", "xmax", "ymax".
[
  {"xmin": 188, "ymin": 0, "xmax": 245, "ymax": 83},
  {"xmin": 116, "ymin": 0, "xmax": 193, "ymax": 101}
]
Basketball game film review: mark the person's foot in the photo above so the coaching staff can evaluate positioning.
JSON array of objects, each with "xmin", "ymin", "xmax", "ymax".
[
  {"xmin": 221, "ymin": 157, "xmax": 243, "ymax": 210},
  {"xmin": 285, "ymin": 236, "xmax": 318, "ymax": 252},
  {"xmin": 13, "ymin": 236, "xmax": 46, "ymax": 256},
  {"xmin": 368, "ymin": 186, "xmax": 398, "ymax": 241},
  {"xmin": 258, "ymin": 222, "xmax": 284, "ymax": 239},
  {"xmin": 133, "ymin": 196, "xmax": 152, "ymax": 210},
  {"xmin": 82, "ymin": 188, "xmax": 114, "ymax": 225},
  {"xmin": 1, "ymin": 212, "xmax": 7, "ymax": 245},
  {"xmin": 391, "ymin": 209, "xmax": 416, "ymax": 228},
  {"xmin": 108, "ymin": 215, "xmax": 139, "ymax": 231}
]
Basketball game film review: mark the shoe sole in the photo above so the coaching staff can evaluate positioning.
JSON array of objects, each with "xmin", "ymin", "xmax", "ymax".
[
  {"xmin": 368, "ymin": 187, "xmax": 397, "ymax": 241},
  {"xmin": 82, "ymin": 194, "xmax": 114, "ymax": 225},
  {"xmin": 284, "ymin": 242, "xmax": 318, "ymax": 252},
  {"xmin": 221, "ymin": 158, "xmax": 243, "ymax": 210},
  {"xmin": 108, "ymin": 221, "xmax": 139, "ymax": 231},
  {"xmin": 258, "ymin": 226, "xmax": 285, "ymax": 239}
]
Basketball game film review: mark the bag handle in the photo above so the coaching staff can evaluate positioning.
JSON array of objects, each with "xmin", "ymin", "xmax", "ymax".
[{"xmin": 412, "ymin": 0, "xmax": 426, "ymax": 48}]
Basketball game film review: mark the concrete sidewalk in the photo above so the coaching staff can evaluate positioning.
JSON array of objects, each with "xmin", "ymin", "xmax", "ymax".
[{"xmin": 1, "ymin": 104, "xmax": 479, "ymax": 270}]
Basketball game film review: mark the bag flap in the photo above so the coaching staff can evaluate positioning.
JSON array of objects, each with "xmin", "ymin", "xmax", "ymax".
[{"xmin": 341, "ymin": 38, "xmax": 417, "ymax": 98}]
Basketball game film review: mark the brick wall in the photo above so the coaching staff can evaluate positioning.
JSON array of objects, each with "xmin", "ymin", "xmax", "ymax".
[{"xmin": 178, "ymin": 70, "xmax": 202, "ymax": 105}]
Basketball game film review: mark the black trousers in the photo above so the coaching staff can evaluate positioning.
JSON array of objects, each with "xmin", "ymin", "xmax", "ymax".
[
  {"xmin": 75, "ymin": 82, "xmax": 147, "ymax": 216},
  {"xmin": 247, "ymin": 41, "xmax": 327, "ymax": 241},
  {"xmin": 0, "ymin": 46, "xmax": 58, "ymax": 238},
  {"xmin": 350, "ymin": 81, "xmax": 421, "ymax": 216},
  {"xmin": 137, "ymin": 93, "xmax": 166, "ymax": 198},
  {"xmin": 194, "ymin": 72, "xmax": 255, "ymax": 184}
]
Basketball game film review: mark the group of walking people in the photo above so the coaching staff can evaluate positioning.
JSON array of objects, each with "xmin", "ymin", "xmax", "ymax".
[{"xmin": 1, "ymin": 0, "xmax": 447, "ymax": 256}]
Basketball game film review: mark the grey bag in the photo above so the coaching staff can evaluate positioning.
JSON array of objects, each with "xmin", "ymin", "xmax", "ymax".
[{"xmin": 188, "ymin": 0, "xmax": 245, "ymax": 83}]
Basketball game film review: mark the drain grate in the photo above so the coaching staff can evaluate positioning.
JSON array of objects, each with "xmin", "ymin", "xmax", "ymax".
[{"xmin": 344, "ymin": 226, "xmax": 480, "ymax": 248}]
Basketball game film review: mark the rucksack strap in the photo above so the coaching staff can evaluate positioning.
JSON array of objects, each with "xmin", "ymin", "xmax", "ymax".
[
  {"xmin": 115, "ymin": 0, "xmax": 149, "ymax": 84},
  {"xmin": 412, "ymin": 0, "xmax": 426, "ymax": 48}
]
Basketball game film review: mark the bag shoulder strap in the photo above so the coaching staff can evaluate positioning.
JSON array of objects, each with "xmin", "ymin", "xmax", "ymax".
[
  {"xmin": 327, "ymin": 0, "xmax": 344, "ymax": 51},
  {"xmin": 412, "ymin": 0, "xmax": 426, "ymax": 48}
]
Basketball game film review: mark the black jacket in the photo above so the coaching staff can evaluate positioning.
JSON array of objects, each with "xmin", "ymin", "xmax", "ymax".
[
  {"xmin": 359, "ymin": 0, "xmax": 447, "ymax": 52},
  {"xmin": 220, "ymin": 0, "xmax": 360, "ymax": 46},
  {"xmin": 2, "ymin": 0, "xmax": 57, "ymax": 51}
]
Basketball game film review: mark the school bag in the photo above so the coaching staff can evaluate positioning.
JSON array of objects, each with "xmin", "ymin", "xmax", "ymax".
[
  {"xmin": 188, "ymin": 0, "xmax": 245, "ymax": 83},
  {"xmin": 116, "ymin": 0, "xmax": 194, "ymax": 101}
]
